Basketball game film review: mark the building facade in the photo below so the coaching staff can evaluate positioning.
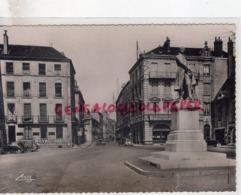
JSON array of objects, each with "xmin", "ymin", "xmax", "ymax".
[
  {"xmin": 74, "ymin": 80, "xmax": 86, "ymax": 144},
  {"xmin": 116, "ymin": 81, "xmax": 131, "ymax": 141},
  {"xmin": 0, "ymin": 31, "xmax": 80, "ymax": 148},
  {"xmin": 211, "ymin": 71, "xmax": 235, "ymax": 145},
  {"xmin": 116, "ymin": 37, "xmax": 233, "ymax": 144},
  {"xmin": 102, "ymin": 112, "xmax": 116, "ymax": 141},
  {"xmin": 84, "ymin": 112, "xmax": 104, "ymax": 142}
]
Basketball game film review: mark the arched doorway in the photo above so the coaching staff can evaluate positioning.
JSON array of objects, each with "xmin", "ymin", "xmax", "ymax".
[
  {"xmin": 152, "ymin": 124, "xmax": 171, "ymax": 143},
  {"xmin": 203, "ymin": 124, "xmax": 210, "ymax": 140}
]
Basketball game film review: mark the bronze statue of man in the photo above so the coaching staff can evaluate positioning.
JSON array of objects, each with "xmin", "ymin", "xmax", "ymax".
[{"xmin": 174, "ymin": 47, "xmax": 196, "ymax": 100}]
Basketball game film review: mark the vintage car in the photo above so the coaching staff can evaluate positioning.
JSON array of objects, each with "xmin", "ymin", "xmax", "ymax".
[
  {"xmin": 96, "ymin": 139, "xmax": 106, "ymax": 146},
  {"xmin": 123, "ymin": 139, "xmax": 134, "ymax": 147},
  {"xmin": 18, "ymin": 139, "xmax": 40, "ymax": 152},
  {"xmin": 0, "ymin": 142, "xmax": 24, "ymax": 154}
]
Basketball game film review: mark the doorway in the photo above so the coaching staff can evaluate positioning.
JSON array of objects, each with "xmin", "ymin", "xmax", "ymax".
[
  {"xmin": 215, "ymin": 129, "xmax": 225, "ymax": 144},
  {"xmin": 8, "ymin": 126, "xmax": 16, "ymax": 143}
]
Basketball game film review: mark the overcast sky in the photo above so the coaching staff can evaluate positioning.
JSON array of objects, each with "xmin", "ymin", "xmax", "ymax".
[{"xmin": 0, "ymin": 25, "xmax": 235, "ymax": 119}]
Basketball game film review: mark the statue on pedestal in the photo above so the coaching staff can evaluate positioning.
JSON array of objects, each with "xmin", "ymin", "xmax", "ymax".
[{"xmin": 174, "ymin": 47, "xmax": 197, "ymax": 100}]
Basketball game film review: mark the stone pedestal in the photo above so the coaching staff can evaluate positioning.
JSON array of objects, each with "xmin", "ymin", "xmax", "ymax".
[{"xmin": 140, "ymin": 104, "xmax": 236, "ymax": 169}]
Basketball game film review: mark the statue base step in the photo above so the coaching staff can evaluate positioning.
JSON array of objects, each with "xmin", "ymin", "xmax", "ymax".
[{"xmin": 139, "ymin": 151, "xmax": 236, "ymax": 169}]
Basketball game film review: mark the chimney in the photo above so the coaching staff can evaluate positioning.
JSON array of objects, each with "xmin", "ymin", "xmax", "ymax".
[
  {"xmin": 228, "ymin": 37, "xmax": 233, "ymax": 56},
  {"xmin": 163, "ymin": 37, "xmax": 170, "ymax": 53},
  {"xmin": 214, "ymin": 36, "xmax": 223, "ymax": 57},
  {"xmin": 3, "ymin": 30, "xmax": 9, "ymax": 55},
  {"xmin": 227, "ymin": 37, "xmax": 235, "ymax": 76}
]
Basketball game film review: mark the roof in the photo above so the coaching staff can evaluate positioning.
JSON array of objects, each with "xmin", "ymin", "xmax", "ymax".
[
  {"xmin": 146, "ymin": 46, "xmax": 228, "ymax": 57},
  {"xmin": 213, "ymin": 71, "xmax": 235, "ymax": 101},
  {"xmin": 0, "ymin": 44, "xmax": 70, "ymax": 62},
  {"xmin": 129, "ymin": 45, "xmax": 228, "ymax": 73},
  {"xmin": 116, "ymin": 81, "xmax": 130, "ymax": 104}
]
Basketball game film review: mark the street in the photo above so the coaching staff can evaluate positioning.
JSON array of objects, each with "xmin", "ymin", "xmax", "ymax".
[{"xmin": 0, "ymin": 142, "xmax": 236, "ymax": 193}]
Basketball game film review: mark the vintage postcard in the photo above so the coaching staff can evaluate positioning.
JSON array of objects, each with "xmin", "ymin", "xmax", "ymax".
[{"xmin": 0, "ymin": 23, "xmax": 237, "ymax": 193}]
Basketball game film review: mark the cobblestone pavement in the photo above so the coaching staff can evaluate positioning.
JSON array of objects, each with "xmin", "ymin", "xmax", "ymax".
[{"xmin": 0, "ymin": 142, "xmax": 236, "ymax": 193}]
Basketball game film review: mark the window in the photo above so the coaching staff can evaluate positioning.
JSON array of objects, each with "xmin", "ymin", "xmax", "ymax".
[
  {"xmin": 24, "ymin": 126, "xmax": 32, "ymax": 139},
  {"xmin": 7, "ymin": 82, "xmax": 14, "ymax": 97},
  {"xmin": 6, "ymin": 62, "xmax": 13, "ymax": 74},
  {"xmin": 204, "ymin": 103, "xmax": 210, "ymax": 115},
  {"xmin": 164, "ymin": 82, "xmax": 171, "ymax": 97},
  {"xmin": 151, "ymin": 81, "xmax": 158, "ymax": 95},
  {"xmin": 203, "ymin": 84, "xmax": 211, "ymax": 95},
  {"xmin": 23, "ymin": 82, "xmax": 31, "ymax": 97},
  {"xmin": 55, "ymin": 83, "xmax": 62, "ymax": 97},
  {"xmin": 40, "ymin": 126, "xmax": 47, "ymax": 139},
  {"xmin": 40, "ymin": 104, "xmax": 47, "ymax": 122},
  {"xmin": 203, "ymin": 65, "xmax": 210, "ymax": 76},
  {"xmin": 55, "ymin": 104, "xmax": 62, "ymax": 121},
  {"xmin": 23, "ymin": 103, "xmax": 32, "ymax": 121},
  {"xmin": 22, "ymin": 63, "xmax": 30, "ymax": 72},
  {"xmin": 17, "ymin": 132, "xmax": 24, "ymax": 136},
  {"xmin": 39, "ymin": 64, "xmax": 46, "ymax": 75},
  {"xmin": 39, "ymin": 82, "xmax": 46, "ymax": 97},
  {"xmin": 139, "ymin": 84, "xmax": 142, "ymax": 97},
  {"xmin": 33, "ymin": 132, "xmax": 39, "ymax": 136},
  {"xmin": 7, "ymin": 103, "xmax": 15, "ymax": 121},
  {"xmin": 7, "ymin": 103, "xmax": 15, "ymax": 115},
  {"xmin": 54, "ymin": 64, "xmax": 61, "ymax": 72},
  {"xmin": 56, "ymin": 125, "xmax": 63, "ymax": 138}
]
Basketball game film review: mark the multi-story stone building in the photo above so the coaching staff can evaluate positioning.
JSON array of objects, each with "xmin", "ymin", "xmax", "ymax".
[
  {"xmin": 74, "ymin": 80, "xmax": 86, "ymax": 144},
  {"xmin": 115, "ymin": 81, "xmax": 131, "ymax": 141},
  {"xmin": 102, "ymin": 112, "xmax": 116, "ymax": 141},
  {"xmin": 116, "ymin": 37, "xmax": 233, "ymax": 144},
  {"xmin": 84, "ymin": 112, "xmax": 104, "ymax": 142},
  {"xmin": 211, "ymin": 72, "xmax": 235, "ymax": 145},
  {"xmin": 0, "ymin": 30, "xmax": 81, "ymax": 148}
]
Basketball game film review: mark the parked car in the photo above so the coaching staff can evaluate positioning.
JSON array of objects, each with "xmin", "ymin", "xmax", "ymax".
[
  {"xmin": 18, "ymin": 140, "xmax": 40, "ymax": 152},
  {"xmin": 0, "ymin": 148, "xmax": 4, "ymax": 155},
  {"xmin": 117, "ymin": 138, "xmax": 125, "ymax": 146},
  {"xmin": 96, "ymin": 139, "xmax": 105, "ymax": 146},
  {"xmin": 124, "ymin": 139, "xmax": 134, "ymax": 147},
  {"xmin": 0, "ymin": 142, "xmax": 24, "ymax": 154}
]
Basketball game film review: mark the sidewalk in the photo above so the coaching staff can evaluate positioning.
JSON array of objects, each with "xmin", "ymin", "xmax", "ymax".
[
  {"xmin": 80, "ymin": 141, "xmax": 93, "ymax": 149},
  {"xmin": 38, "ymin": 141, "xmax": 93, "ymax": 151}
]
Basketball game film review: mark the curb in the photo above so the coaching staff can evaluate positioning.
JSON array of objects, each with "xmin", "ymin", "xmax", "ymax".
[{"xmin": 124, "ymin": 160, "xmax": 236, "ymax": 178}]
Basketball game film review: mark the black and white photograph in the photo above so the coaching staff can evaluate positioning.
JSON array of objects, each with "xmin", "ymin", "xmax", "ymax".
[{"xmin": 0, "ymin": 24, "xmax": 237, "ymax": 193}]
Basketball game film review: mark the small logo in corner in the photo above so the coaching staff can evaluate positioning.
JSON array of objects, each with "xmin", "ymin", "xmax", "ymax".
[{"xmin": 15, "ymin": 174, "xmax": 36, "ymax": 183}]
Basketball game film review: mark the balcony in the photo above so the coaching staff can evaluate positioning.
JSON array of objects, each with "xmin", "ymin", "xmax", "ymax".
[
  {"xmin": 148, "ymin": 114, "xmax": 171, "ymax": 121},
  {"xmin": 6, "ymin": 115, "xmax": 17, "ymax": 124},
  {"xmin": 149, "ymin": 71, "xmax": 176, "ymax": 79},
  {"xmin": 54, "ymin": 116, "xmax": 65, "ymax": 123},
  {"xmin": 38, "ymin": 116, "xmax": 49, "ymax": 123},
  {"xmin": 22, "ymin": 116, "xmax": 33, "ymax": 123}
]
